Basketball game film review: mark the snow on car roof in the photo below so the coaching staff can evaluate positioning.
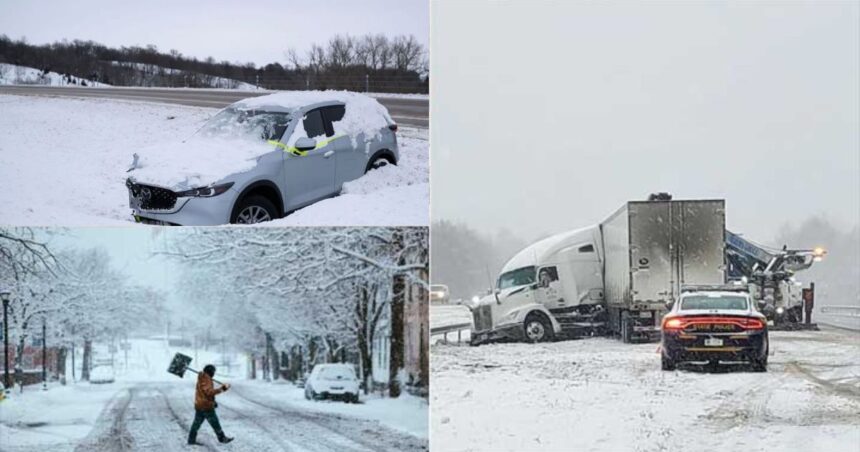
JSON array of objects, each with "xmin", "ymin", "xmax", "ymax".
[
  {"xmin": 233, "ymin": 90, "xmax": 394, "ymax": 139},
  {"xmin": 501, "ymin": 225, "xmax": 599, "ymax": 274}
]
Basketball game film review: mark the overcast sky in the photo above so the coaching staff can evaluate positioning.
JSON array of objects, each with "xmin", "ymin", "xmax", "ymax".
[
  {"xmin": 41, "ymin": 227, "xmax": 179, "ymax": 306},
  {"xmin": 0, "ymin": 0, "xmax": 428, "ymax": 66},
  {"xmin": 431, "ymin": 1, "xmax": 859, "ymax": 243}
]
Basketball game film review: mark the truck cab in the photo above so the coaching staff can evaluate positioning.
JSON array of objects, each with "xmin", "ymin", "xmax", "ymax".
[{"xmin": 470, "ymin": 226, "xmax": 605, "ymax": 345}]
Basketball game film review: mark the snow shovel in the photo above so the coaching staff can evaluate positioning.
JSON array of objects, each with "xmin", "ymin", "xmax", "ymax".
[{"xmin": 167, "ymin": 352, "xmax": 226, "ymax": 384}]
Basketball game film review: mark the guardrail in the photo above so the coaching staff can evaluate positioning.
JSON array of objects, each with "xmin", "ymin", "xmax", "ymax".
[
  {"xmin": 431, "ymin": 322, "xmax": 472, "ymax": 345},
  {"xmin": 820, "ymin": 306, "xmax": 860, "ymax": 318}
]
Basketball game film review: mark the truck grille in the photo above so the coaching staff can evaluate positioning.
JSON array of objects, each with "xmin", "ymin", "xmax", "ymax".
[
  {"xmin": 473, "ymin": 305, "xmax": 493, "ymax": 332},
  {"xmin": 128, "ymin": 180, "xmax": 177, "ymax": 210}
]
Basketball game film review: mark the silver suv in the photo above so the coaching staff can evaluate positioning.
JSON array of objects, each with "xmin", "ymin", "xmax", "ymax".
[{"xmin": 125, "ymin": 92, "xmax": 398, "ymax": 225}]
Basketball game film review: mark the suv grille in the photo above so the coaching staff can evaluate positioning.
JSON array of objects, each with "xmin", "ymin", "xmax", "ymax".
[
  {"xmin": 127, "ymin": 180, "xmax": 177, "ymax": 210},
  {"xmin": 473, "ymin": 304, "xmax": 493, "ymax": 332}
]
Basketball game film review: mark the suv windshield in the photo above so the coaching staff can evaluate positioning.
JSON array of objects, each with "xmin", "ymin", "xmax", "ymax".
[
  {"xmin": 198, "ymin": 108, "xmax": 292, "ymax": 141},
  {"xmin": 680, "ymin": 295, "xmax": 748, "ymax": 311},
  {"xmin": 498, "ymin": 266, "xmax": 536, "ymax": 290}
]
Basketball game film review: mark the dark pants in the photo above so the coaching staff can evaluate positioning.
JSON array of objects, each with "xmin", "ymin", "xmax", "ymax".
[{"xmin": 188, "ymin": 409, "xmax": 224, "ymax": 443}]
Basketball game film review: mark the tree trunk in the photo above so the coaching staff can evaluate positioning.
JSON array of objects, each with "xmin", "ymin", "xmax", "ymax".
[
  {"xmin": 249, "ymin": 353, "xmax": 256, "ymax": 380},
  {"xmin": 56, "ymin": 347, "xmax": 67, "ymax": 385},
  {"xmin": 82, "ymin": 339, "xmax": 92, "ymax": 381},
  {"xmin": 389, "ymin": 274, "xmax": 406, "ymax": 398}
]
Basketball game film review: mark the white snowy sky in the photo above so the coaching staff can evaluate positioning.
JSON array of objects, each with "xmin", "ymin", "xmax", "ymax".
[
  {"xmin": 0, "ymin": 0, "xmax": 428, "ymax": 66},
  {"xmin": 40, "ymin": 227, "xmax": 179, "ymax": 303},
  {"xmin": 431, "ymin": 0, "xmax": 860, "ymax": 242}
]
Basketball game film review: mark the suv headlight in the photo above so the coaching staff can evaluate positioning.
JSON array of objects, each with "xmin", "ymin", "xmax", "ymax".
[{"xmin": 175, "ymin": 182, "xmax": 234, "ymax": 198}]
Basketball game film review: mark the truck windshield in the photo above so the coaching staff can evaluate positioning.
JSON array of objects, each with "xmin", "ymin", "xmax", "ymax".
[
  {"xmin": 680, "ymin": 295, "xmax": 748, "ymax": 311},
  {"xmin": 498, "ymin": 266, "xmax": 536, "ymax": 290},
  {"xmin": 198, "ymin": 108, "xmax": 292, "ymax": 141}
]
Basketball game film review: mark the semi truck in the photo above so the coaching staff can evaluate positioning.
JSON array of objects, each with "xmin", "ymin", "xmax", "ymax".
[{"xmin": 469, "ymin": 196, "xmax": 823, "ymax": 345}]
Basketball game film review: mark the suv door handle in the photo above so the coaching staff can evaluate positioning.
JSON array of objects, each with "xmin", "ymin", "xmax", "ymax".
[{"xmin": 323, "ymin": 150, "xmax": 334, "ymax": 158}]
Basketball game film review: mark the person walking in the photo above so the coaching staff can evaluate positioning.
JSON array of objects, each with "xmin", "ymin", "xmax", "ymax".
[{"xmin": 187, "ymin": 364, "xmax": 234, "ymax": 445}]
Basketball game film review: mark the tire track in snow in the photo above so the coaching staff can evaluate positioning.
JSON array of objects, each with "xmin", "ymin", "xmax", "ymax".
[
  {"xmin": 227, "ymin": 388, "xmax": 376, "ymax": 452},
  {"xmin": 74, "ymin": 387, "xmax": 135, "ymax": 452}
]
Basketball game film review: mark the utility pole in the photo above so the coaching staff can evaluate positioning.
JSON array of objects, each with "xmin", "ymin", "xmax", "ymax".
[
  {"xmin": 2, "ymin": 289, "xmax": 11, "ymax": 395},
  {"xmin": 42, "ymin": 317, "xmax": 47, "ymax": 391}
]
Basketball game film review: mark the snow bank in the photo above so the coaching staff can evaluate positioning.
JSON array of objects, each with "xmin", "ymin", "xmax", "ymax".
[{"xmin": 0, "ymin": 63, "xmax": 110, "ymax": 87}]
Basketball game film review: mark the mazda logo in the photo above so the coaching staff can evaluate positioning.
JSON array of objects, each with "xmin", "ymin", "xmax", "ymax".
[{"xmin": 140, "ymin": 187, "xmax": 152, "ymax": 201}]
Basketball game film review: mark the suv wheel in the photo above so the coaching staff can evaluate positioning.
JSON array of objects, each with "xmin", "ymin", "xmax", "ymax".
[
  {"xmin": 232, "ymin": 195, "xmax": 278, "ymax": 224},
  {"xmin": 366, "ymin": 156, "xmax": 393, "ymax": 173}
]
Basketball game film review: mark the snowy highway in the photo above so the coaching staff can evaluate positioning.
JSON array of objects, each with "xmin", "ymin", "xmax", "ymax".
[
  {"xmin": 431, "ymin": 306, "xmax": 860, "ymax": 452},
  {"xmin": 0, "ymin": 85, "xmax": 429, "ymax": 128}
]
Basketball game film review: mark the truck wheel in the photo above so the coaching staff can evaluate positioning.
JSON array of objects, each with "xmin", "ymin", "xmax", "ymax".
[
  {"xmin": 524, "ymin": 314, "xmax": 553, "ymax": 343},
  {"xmin": 661, "ymin": 354, "xmax": 676, "ymax": 371}
]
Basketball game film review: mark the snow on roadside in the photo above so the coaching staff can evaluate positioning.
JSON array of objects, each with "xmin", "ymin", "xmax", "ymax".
[
  {"xmin": 0, "ymin": 63, "xmax": 110, "ymax": 87},
  {"xmin": 432, "ymin": 329, "xmax": 860, "ymax": 452},
  {"xmin": 236, "ymin": 380, "xmax": 429, "ymax": 439},
  {"xmin": 0, "ymin": 95, "xmax": 210, "ymax": 225},
  {"xmin": 0, "ymin": 94, "xmax": 427, "ymax": 226}
]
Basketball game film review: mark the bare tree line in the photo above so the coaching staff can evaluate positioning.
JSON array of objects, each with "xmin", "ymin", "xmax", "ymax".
[{"xmin": 0, "ymin": 33, "xmax": 428, "ymax": 93}]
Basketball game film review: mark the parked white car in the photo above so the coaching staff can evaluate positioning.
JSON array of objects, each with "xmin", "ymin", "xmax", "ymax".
[
  {"xmin": 304, "ymin": 363, "xmax": 360, "ymax": 403},
  {"xmin": 89, "ymin": 365, "xmax": 115, "ymax": 384}
]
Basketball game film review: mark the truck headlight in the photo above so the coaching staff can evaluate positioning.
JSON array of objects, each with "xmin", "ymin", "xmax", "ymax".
[
  {"xmin": 776, "ymin": 307, "xmax": 785, "ymax": 315},
  {"xmin": 175, "ymin": 182, "xmax": 234, "ymax": 198}
]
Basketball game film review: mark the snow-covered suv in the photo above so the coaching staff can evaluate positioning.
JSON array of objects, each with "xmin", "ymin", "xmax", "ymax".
[
  {"xmin": 125, "ymin": 91, "xmax": 399, "ymax": 225},
  {"xmin": 304, "ymin": 363, "xmax": 361, "ymax": 403}
]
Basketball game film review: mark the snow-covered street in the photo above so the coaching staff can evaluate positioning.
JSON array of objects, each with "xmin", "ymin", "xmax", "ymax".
[
  {"xmin": 0, "ymin": 339, "xmax": 428, "ymax": 452},
  {"xmin": 0, "ymin": 94, "xmax": 428, "ymax": 226},
  {"xmin": 431, "ymin": 306, "xmax": 860, "ymax": 452}
]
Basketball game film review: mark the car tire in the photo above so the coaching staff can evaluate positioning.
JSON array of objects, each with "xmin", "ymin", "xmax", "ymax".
[
  {"xmin": 365, "ymin": 154, "xmax": 394, "ymax": 173},
  {"xmin": 523, "ymin": 313, "xmax": 553, "ymax": 343},
  {"xmin": 661, "ymin": 354, "xmax": 676, "ymax": 371},
  {"xmin": 304, "ymin": 389, "xmax": 311, "ymax": 400},
  {"xmin": 232, "ymin": 195, "xmax": 278, "ymax": 224}
]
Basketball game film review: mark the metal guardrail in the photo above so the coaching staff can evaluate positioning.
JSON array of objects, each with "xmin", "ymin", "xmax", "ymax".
[
  {"xmin": 820, "ymin": 306, "xmax": 860, "ymax": 318},
  {"xmin": 431, "ymin": 322, "xmax": 472, "ymax": 345}
]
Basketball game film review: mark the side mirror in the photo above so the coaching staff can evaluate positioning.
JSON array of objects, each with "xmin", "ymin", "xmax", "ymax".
[
  {"xmin": 295, "ymin": 137, "xmax": 317, "ymax": 151},
  {"xmin": 665, "ymin": 300, "xmax": 674, "ymax": 311}
]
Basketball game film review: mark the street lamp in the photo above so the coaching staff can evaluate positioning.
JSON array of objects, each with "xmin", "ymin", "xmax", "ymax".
[{"xmin": 1, "ymin": 288, "xmax": 11, "ymax": 395}]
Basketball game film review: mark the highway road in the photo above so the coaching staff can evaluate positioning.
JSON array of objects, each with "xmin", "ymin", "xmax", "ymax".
[{"xmin": 0, "ymin": 85, "xmax": 428, "ymax": 128}]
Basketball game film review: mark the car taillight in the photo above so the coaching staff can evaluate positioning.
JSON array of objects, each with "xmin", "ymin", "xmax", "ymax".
[
  {"xmin": 388, "ymin": 124, "xmax": 398, "ymax": 133},
  {"xmin": 741, "ymin": 317, "xmax": 765, "ymax": 330},
  {"xmin": 662, "ymin": 317, "xmax": 684, "ymax": 331}
]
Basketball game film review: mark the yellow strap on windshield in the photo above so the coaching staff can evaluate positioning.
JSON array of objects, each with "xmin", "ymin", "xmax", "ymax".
[{"xmin": 268, "ymin": 135, "xmax": 343, "ymax": 157}]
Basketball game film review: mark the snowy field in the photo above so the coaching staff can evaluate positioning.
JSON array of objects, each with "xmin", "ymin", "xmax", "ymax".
[
  {"xmin": 0, "ymin": 94, "xmax": 428, "ymax": 226},
  {"xmin": 431, "ymin": 326, "xmax": 860, "ymax": 452},
  {"xmin": 0, "ymin": 338, "xmax": 427, "ymax": 451}
]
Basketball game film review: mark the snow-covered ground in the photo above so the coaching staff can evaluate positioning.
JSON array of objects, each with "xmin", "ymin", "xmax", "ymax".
[
  {"xmin": 0, "ymin": 338, "xmax": 427, "ymax": 451},
  {"xmin": 0, "ymin": 94, "xmax": 428, "ymax": 226},
  {"xmin": 0, "ymin": 63, "xmax": 110, "ymax": 87},
  {"xmin": 431, "ymin": 325, "xmax": 860, "ymax": 452}
]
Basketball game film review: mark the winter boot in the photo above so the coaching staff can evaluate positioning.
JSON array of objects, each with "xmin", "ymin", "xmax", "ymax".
[{"xmin": 217, "ymin": 433, "xmax": 234, "ymax": 444}]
